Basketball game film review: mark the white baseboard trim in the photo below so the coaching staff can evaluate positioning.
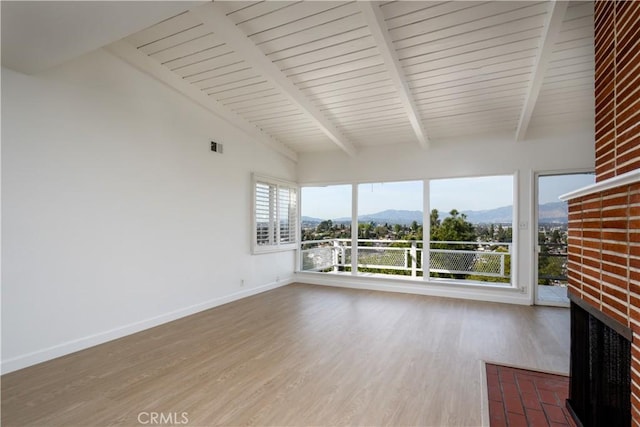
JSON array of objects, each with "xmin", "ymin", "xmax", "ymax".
[
  {"xmin": 295, "ymin": 272, "xmax": 531, "ymax": 306},
  {"xmin": 1, "ymin": 278, "xmax": 293, "ymax": 375}
]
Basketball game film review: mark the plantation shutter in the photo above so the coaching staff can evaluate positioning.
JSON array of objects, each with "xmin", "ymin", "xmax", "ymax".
[
  {"xmin": 278, "ymin": 186, "xmax": 297, "ymax": 244},
  {"xmin": 255, "ymin": 182, "xmax": 275, "ymax": 246},
  {"xmin": 253, "ymin": 175, "xmax": 297, "ymax": 252}
]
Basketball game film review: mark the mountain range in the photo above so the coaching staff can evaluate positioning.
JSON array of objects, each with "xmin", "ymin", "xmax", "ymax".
[{"xmin": 301, "ymin": 202, "xmax": 568, "ymax": 225}]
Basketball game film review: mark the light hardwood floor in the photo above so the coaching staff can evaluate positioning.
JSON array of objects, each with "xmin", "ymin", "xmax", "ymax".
[{"xmin": 2, "ymin": 283, "xmax": 570, "ymax": 426}]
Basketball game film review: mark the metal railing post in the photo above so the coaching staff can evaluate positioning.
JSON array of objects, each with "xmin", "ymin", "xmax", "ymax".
[
  {"xmin": 410, "ymin": 241, "xmax": 417, "ymax": 277},
  {"xmin": 333, "ymin": 240, "xmax": 339, "ymax": 272},
  {"xmin": 424, "ymin": 240, "xmax": 430, "ymax": 280}
]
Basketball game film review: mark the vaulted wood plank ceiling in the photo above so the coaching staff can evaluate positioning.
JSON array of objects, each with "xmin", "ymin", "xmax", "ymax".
[{"xmin": 109, "ymin": 1, "xmax": 595, "ymax": 160}]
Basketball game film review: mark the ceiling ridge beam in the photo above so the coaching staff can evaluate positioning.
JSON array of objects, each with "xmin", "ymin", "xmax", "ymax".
[
  {"xmin": 359, "ymin": 1, "xmax": 429, "ymax": 149},
  {"xmin": 106, "ymin": 40, "xmax": 298, "ymax": 162},
  {"xmin": 197, "ymin": 3, "xmax": 358, "ymax": 157},
  {"xmin": 515, "ymin": 0, "xmax": 568, "ymax": 141}
]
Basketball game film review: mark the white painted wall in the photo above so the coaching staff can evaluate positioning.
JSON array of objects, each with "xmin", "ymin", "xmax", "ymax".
[
  {"xmin": 1, "ymin": 48, "xmax": 296, "ymax": 373},
  {"xmin": 297, "ymin": 129, "xmax": 594, "ymax": 185},
  {"xmin": 296, "ymin": 128, "xmax": 595, "ymax": 305}
]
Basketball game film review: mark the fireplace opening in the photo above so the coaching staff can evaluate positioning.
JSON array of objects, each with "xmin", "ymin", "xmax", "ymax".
[{"xmin": 567, "ymin": 296, "xmax": 632, "ymax": 427}]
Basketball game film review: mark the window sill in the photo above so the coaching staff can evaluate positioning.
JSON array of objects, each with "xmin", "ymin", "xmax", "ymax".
[
  {"xmin": 252, "ymin": 244, "xmax": 297, "ymax": 255},
  {"xmin": 294, "ymin": 271, "xmax": 530, "ymax": 305}
]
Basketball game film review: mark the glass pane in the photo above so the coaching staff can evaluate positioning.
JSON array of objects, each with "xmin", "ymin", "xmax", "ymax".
[
  {"xmin": 356, "ymin": 181, "xmax": 423, "ymax": 277},
  {"xmin": 300, "ymin": 185, "xmax": 351, "ymax": 272},
  {"xmin": 536, "ymin": 172, "xmax": 595, "ymax": 305},
  {"xmin": 429, "ymin": 175, "xmax": 514, "ymax": 284}
]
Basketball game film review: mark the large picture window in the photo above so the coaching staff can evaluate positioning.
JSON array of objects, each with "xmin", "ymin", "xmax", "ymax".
[
  {"xmin": 253, "ymin": 175, "xmax": 297, "ymax": 253},
  {"xmin": 298, "ymin": 175, "xmax": 516, "ymax": 286}
]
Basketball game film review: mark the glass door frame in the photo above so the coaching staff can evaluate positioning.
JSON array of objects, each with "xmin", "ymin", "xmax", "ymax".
[{"xmin": 533, "ymin": 169, "xmax": 594, "ymax": 307}]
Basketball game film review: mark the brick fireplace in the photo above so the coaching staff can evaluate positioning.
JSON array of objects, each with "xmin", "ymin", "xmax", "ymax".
[{"xmin": 562, "ymin": 0, "xmax": 640, "ymax": 425}]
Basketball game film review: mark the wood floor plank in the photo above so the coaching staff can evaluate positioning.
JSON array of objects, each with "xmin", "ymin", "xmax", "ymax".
[{"xmin": 1, "ymin": 283, "xmax": 569, "ymax": 426}]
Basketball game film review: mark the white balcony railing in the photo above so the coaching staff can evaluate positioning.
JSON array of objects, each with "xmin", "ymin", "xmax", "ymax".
[{"xmin": 300, "ymin": 239, "xmax": 511, "ymax": 281}]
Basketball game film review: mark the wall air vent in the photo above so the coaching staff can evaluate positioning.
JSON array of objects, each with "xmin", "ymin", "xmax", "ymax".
[{"xmin": 211, "ymin": 141, "xmax": 223, "ymax": 154}]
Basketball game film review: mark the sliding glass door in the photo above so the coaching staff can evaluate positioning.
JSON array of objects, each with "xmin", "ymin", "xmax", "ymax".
[{"xmin": 535, "ymin": 172, "xmax": 595, "ymax": 306}]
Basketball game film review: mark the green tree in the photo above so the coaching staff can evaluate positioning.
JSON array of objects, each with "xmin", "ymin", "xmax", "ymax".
[
  {"xmin": 476, "ymin": 224, "xmax": 492, "ymax": 240},
  {"xmin": 317, "ymin": 219, "xmax": 333, "ymax": 233},
  {"xmin": 434, "ymin": 210, "xmax": 476, "ymax": 244},
  {"xmin": 430, "ymin": 210, "xmax": 477, "ymax": 279},
  {"xmin": 537, "ymin": 228, "xmax": 565, "ymax": 285},
  {"xmin": 496, "ymin": 225, "xmax": 512, "ymax": 242},
  {"xmin": 374, "ymin": 224, "xmax": 390, "ymax": 238},
  {"xmin": 430, "ymin": 209, "xmax": 441, "ymax": 232},
  {"xmin": 358, "ymin": 222, "xmax": 375, "ymax": 240},
  {"xmin": 537, "ymin": 243, "xmax": 565, "ymax": 285}
]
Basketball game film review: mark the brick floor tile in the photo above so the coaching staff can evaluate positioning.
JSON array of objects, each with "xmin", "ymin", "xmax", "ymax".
[
  {"xmin": 487, "ymin": 372, "xmax": 499, "ymax": 385},
  {"xmin": 489, "ymin": 399, "xmax": 507, "ymax": 427},
  {"xmin": 517, "ymin": 378, "xmax": 537, "ymax": 394},
  {"xmin": 505, "ymin": 395, "xmax": 525, "ymax": 415},
  {"xmin": 486, "ymin": 364, "xmax": 499, "ymax": 375},
  {"xmin": 539, "ymin": 388, "xmax": 560, "ymax": 405},
  {"xmin": 543, "ymin": 403, "xmax": 569, "ymax": 424},
  {"xmin": 500, "ymin": 369, "xmax": 517, "ymax": 384},
  {"xmin": 489, "ymin": 384, "xmax": 502, "ymax": 402},
  {"xmin": 521, "ymin": 391, "xmax": 543, "ymax": 411},
  {"xmin": 516, "ymin": 374, "xmax": 538, "ymax": 383},
  {"xmin": 536, "ymin": 378, "xmax": 570, "ymax": 393},
  {"xmin": 506, "ymin": 411, "xmax": 528, "ymax": 427},
  {"xmin": 525, "ymin": 408, "xmax": 549, "ymax": 427},
  {"xmin": 490, "ymin": 415, "xmax": 508, "ymax": 427},
  {"xmin": 502, "ymin": 382, "xmax": 519, "ymax": 396}
]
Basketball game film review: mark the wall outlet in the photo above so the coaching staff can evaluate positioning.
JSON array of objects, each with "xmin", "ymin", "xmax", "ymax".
[{"xmin": 240, "ymin": 279, "xmax": 245, "ymax": 287}]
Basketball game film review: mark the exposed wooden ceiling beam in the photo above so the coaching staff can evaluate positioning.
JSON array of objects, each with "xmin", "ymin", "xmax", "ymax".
[
  {"xmin": 359, "ymin": 2, "xmax": 429, "ymax": 149},
  {"xmin": 515, "ymin": 0, "xmax": 568, "ymax": 141},
  {"xmin": 198, "ymin": 2, "xmax": 358, "ymax": 157},
  {"xmin": 106, "ymin": 40, "xmax": 298, "ymax": 162}
]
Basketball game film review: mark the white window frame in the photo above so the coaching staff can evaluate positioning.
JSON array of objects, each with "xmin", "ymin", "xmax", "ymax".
[{"xmin": 252, "ymin": 174, "xmax": 298, "ymax": 254}]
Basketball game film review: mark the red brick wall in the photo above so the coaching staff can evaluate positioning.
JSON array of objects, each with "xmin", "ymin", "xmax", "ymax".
[
  {"xmin": 568, "ymin": 184, "xmax": 640, "ymax": 320},
  {"xmin": 568, "ymin": 0, "xmax": 640, "ymax": 424},
  {"xmin": 594, "ymin": 0, "xmax": 640, "ymax": 181}
]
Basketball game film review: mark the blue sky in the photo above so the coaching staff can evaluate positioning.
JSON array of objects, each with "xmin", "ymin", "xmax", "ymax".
[
  {"xmin": 301, "ymin": 173, "xmax": 595, "ymax": 219},
  {"xmin": 538, "ymin": 173, "xmax": 595, "ymax": 204},
  {"xmin": 430, "ymin": 176, "xmax": 512, "ymax": 213}
]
